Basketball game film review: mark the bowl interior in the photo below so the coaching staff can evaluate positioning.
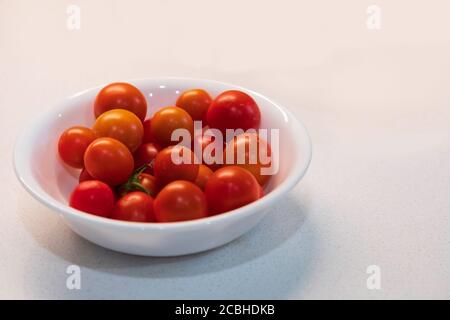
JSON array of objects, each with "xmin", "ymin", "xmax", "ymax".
[{"xmin": 15, "ymin": 78, "xmax": 310, "ymax": 221}]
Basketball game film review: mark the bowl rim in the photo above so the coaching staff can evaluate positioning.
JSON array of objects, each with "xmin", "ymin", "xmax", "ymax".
[{"xmin": 13, "ymin": 77, "xmax": 312, "ymax": 230}]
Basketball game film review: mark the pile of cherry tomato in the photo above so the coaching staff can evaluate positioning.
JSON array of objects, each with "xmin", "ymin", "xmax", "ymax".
[{"xmin": 58, "ymin": 82, "xmax": 272, "ymax": 223}]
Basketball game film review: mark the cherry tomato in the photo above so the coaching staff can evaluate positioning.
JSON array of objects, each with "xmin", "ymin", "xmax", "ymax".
[
  {"xmin": 194, "ymin": 164, "xmax": 213, "ymax": 190},
  {"xmin": 142, "ymin": 118, "xmax": 154, "ymax": 143},
  {"xmin": 69, "ymin": 180, "xmax": 115, "ymax": 217},
  {"xmin": 207, "ymin": 90, "xmax": 261, "ymax": 135},
  {"xmin": 150, "ymin": 106, "xmax": 194, "ymax": 147},
  {"xmin": 153, "ymin": 146, "xmax": 199, "ymax": 186},
  {"xmin": 93, "ymin": 109, "xmax": 143, "ymax": 152},
  {"xmin": 224, "ymin": 132, "xmax": 272, "ymax": 185},
  {"xmin": 192, "ymin": 132, "xmax": 224, "ymax": 171},
  {"xmin": 84, "ymin": 138, "xmax": 134, "ymax": 186},
  {"xmin": 133, "ymin": 142, "xmax": 160, "ymax": 173},
  {"xmin": 79, "ymin": 168, "xmax": 94, "ymax": 183},
  {"xmin": 205, "ymin": 166, "xmax": 260, "ymax": 215},
  {"xmin": 176, "ymin": 89, "xmax": 212, "ymax": 122},
  {"xmin": 94, "ymin": 82, "xmax": 147, "ymax": 121},
  {"xmin": 137, "ymin": 173, "xmax": 158, "ymax": 197},
  {"xmin": 58, "ymin": 126, "xmax": 96, "ymax": 168},
  {"xmin": 112, "ymin": 191, "xmax": 155, "ymax": 222},
  {"xmin": 154, "ymin": 181, "xmax": 208, "ymax": 222}
]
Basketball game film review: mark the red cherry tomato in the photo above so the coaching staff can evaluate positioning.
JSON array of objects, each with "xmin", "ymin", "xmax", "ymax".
[
  {"xmin": 133, "ymin": 142, "xmax": 161, "ymax": 173},
  {"xmin": 176, "ymin": 89, "xmax": 212, "ymax": 122},
  {"xmin": 194, "ymin": 164, "xmax": 213, "ymax": 190},
  {"xmin": 224, "ymin": 132, "xmax": 272, "ymax": 185},
  {"xmin": 154, "ymin": 181, "xmax": 208, "ymax": 222},
  {"xmin": 137, "ymin": 173, "xmax": 158, "ymax": 197},
  {"xmin": 93, "ymin": 109, "xmax": 143, "ymax": 152},
  {"xmin": 94, "ymin": 82, "xmax": 147, "ymax": 121},
  {"xmin": 84, "ymin": 138, "xmax": 134, "ymax": 186},
  {"xmin": 58, "ymin": 126, "xmax": 96, "ymax": 168},
  {"xmin": 153, "ymin": 145, "xmax": 199, "ymax": 186},
  {"xmin": 205, "ymin": 166, "xmax": 260, "ymax": 215},
  {"xmin": 150, "ymin": 106, "xmax": 194, "ymax": 147},
  {"xmin": 69, "ymin": 180, "xmax": 115, "ymax": 217},
  {"xmin": 192, "ymin": 132, "xmax": 224, "ymax": 171},
  {"xmin": 79, "ymin": 168, "xmax": 94, "ymax": 183},
  {"xmin": 112, "ymin": 191, "xmax": 155, "ymax": 222},
  {"xmin": 142, "ymin": 118, "xmax": 154, "ymax": 143},
  {"xmin": 207, "ymin": 90, "xmax": 261, "ymax": 135}
]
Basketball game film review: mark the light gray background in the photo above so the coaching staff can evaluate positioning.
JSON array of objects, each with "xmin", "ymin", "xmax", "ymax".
[{"xmin": 1, "ymin": 0, "xmax": 449, "ymax": 299}]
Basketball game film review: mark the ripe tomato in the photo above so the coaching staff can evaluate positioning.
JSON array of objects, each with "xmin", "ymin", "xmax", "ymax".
[
  {"xmin": 207, "ymin": 90, "xmax": 261, "ymax": 135},
  {"xmin": 194, "ymin": 164, "xmax": 213, "ymax": 190},
  {"xmin": 133, "ymin": 142, "xmax": 160, "ymax": 172},
  {"xmin": 176, "ymin": 89, "xmax": 212, "ymax": 122},
  {"xmin": 150, "ymin": 106, "xmax": 194, "ymax": 147},
  {"xmin": 93, "ymin": 109, "xmax": 143, "ymax": 152},
  {"xmin": 142, "ymin": 118, "xmax": 154, "ymax": 143},
  {"xmin": 154, "ymin": 181, "xmax": 208, "ymax": 222},
  {"xmin": 112, "ymin": 191, "xmax": 155, "ymax": 222},
  {"xmin": 153, "ymin": 146, "xmax": 199, "ymax": 186},
  {"xmin": 205, "ymin": 166, "xmax": 260, "ymax": 215},
  {"xmin": 79, "ymin": 167, "xmax": 94, "ymax": 183},
  {"xmin": 224, "ymin": 132, "xmax": 272, "ymax": 185},
  {"xmin": 192, "ymin": 132, "xmax": 224, "ymax": 171},
  {"xmin": 94, "ymin": 82, "xmax": 147, "ymax": 121},
  {"xmin": 58, "ymin": 126, "xmax": 96, "ymax": 168},
  {"xmin": 84, "ymin": 138, "xmax": 134, "ymax": 186},
  {"xmin": 137, "ymin": 173, "xmax": 158, "ymax": 197},
  {"xmin": 69, "ymin": 180, "xmax": 115, "ymax": 217}
]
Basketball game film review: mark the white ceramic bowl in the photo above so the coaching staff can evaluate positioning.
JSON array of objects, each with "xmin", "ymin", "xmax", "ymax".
[{"xmin": 14, "ymin": 77, "xmax": 312, "ymax": 256}]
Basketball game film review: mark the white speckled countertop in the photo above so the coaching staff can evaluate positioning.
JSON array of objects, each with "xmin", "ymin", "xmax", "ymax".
[{"xmin": 1, "ymin": 0, "xmax": 449, "ymax": 299}]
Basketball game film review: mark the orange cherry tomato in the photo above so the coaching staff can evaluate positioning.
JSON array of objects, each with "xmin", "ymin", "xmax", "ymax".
[
  {"xmin": 176, "ymin": 89, "xmax": 212, "ymax": 122},
  {"xmin": 194, "ymin": 164, "xmax": 213, "ymax": 190},
  {"xmin": 84, "ymin": 138, "xmax": 134, "ymax": 186},
  {"xmin": 93, "ymin": 109, "xmax": 143, "ymax": 152},
  {"xmin": 94, "ymin": 82, "xmax": 147, "ymax": 121},
  {"xmin": 150, "ymin": 106, "xmax": 194, "ymax": 147},
  {"xmin": 58, "ymin": 126, "xmax": 96, "ymax": 168},
  {"xmin": 153, "ymin": 145, "xmax": 199, "ymax": 186},
  {"xmin": 153, "ymin": 181, "xmax": 208, "ymax": 222},
  {"xmin": 224, "ymin": 132, "xmax": 272, "ymax": 186}
]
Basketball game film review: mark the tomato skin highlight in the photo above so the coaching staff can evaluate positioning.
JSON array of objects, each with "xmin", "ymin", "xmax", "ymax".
[
  {"xmin": 150, "ymin": 106, "xmax": 194, "ymax": 147},
  {"xmin": 207, "ymin": 90, "xmax": 261, "ymax": 135},
  {"xmin": 194, "ymin": 164, "xmax": 213, "ymax": 190},
  {"xmin": 133, "ymin": 142, "xmax": 160, "ymax": 172},
  {"xmin": 112, "ymin": 191, "xmax": 155, "ymax": 222},
  {"xmin": 58, "ymin": 126, "xmax": 96, "ymax": 168},
  {"xmin": 224, "ymin": 132, "xmax": 272, "ymax": 186},
  {"xmin": 153, "ymin": 146, "xmax": 199, "ymax": 186},
  {"xmin": 176, "ymin": 89, "xmax": 212, "ymax": 122},
  {"xmin": 93, "ymin": 109, "xmax": 144, "ymax": 152},
  {"xmin": 154, "ymin": 181, "xmax": 208, "ymax": 222},
  {"xmin": 205, "ymin": 166, "xmax": 260, "ymax": 215},
  {"xmin": 94, "ymin": 82, "xmax": 147, "ymax": 121},
  {"xmin": 84, "ymin": 137, "xmax": 134, "ymax": 186},
  {"xmin": 69, "ymin": 180, "xmax": 115, "ymax": 217}
]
